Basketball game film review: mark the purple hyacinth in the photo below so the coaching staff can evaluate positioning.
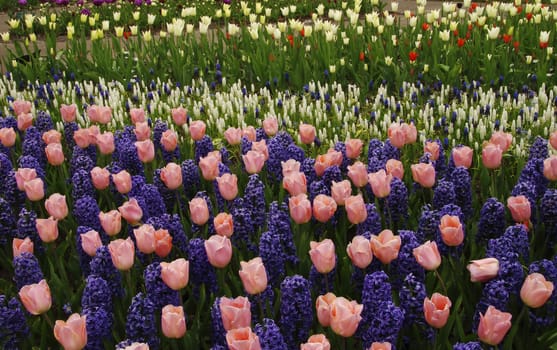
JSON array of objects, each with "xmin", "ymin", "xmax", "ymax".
[
  {"xmin": 241, "ymin": 136, "xmax": 252, "ymax": 155},
  {"xmin": 385, "ymin": 177, "xmax": 409, "ymax": 228},
  {"xmin": 144, "ymin": 262, "xmax": 180, "ymax": 310},
  {"xmin": 194, "ymin": 135, "xmax": 214, "ymax": 163},
  {"xmin": 541, "ymin": 189, "xmax": 557, "ymax": 244},
  {"xmin": 244, "ymin": 174, "xmax": 267, "ymax": 230},
  {"xmin": 259, "ymin": 231, "xmax": 285, "ymax": 286},
  {"xmin": 133, "ymin": 183, "xmax": 167, "ymax": 221},
  {"xmin": 433, "ymin": 180, "xmax": 456, "ymax": 209},
  {"xmin": 450, "ymin": 167, "xmax": 473, "ymax": 218},
  {"xmin": 16, "ymin": 208, "xmax": 42, "ymax": 252},
  {"xmin": 64, "ymin": 122, "xmax": 79, "ymax": 150},
  {"xmin": 2, "ymin": 170, "xmax": 23, "ymax": 208},
  {"xmin": 322, "ymin": 165, "xmax": 342, "ymax": 189},
  {"xmin": 334, "ymin": 141, "xmax": 350, "ymax": 172},
  {"xmin": 501, "ymin": 224, "xmax": 530, "ymax": 262},
  {"xmin": 279, "ymin": 275, "xmax": 312, "ymax": 350},
  {"xmin": 22, "ymin": 127, "xmax": 46, "ymax": 168},
  {"xmin": 453, "ymin": 342, "xmax": 482, "ymax": 350},
  {"xmin": 357, "ymin": 203, "xmax": 382, "ymax": 237},
  {"xmin": 146, "ymin": 214, "xmax": 188, "ymax": 254},
  {"xmin": 18, "ymin": 155, "xmax": 46, "ymax": 180},
  {"xmin": 0, "ymin": 296, "xmax": 29, "ymax": 349},
  {"xmin": 34, "ymin": 110, "xmax": 54, "ymax": 133},
  {"xmin": 114, "ymin": 127, "xmax": 144, "ymax": 175},
  {"xmin": 188, "ymin": 238, "xmax": 218, "ymax": 294},
  {"xmin": 81, "ymin": 275, "xmax": 112, "ymax": 311},
  {"xmin": 210, "ymin": 297, "xmax": 226, "ymax": 347},
  {"xmin": 528, "ymin": 259, "xmax": 557, "ymax": 327},
  {"xmin": 0, "ymin": 198, "xmax": 15, "ymax": 244},
  {"xmin": 301, "ymin": 157, "xmax": 317, "ymax": 186},
  {"xmin": 361, "ymin": 271, "xmax": 392, "ymax": 317},
  {"xmin": 286, "ymin": 144, "xmax": 305, "ymax": 164},
  {"xmin": 309, "ymin": 180, "xmax": 330, "ymax": 201},
  {"xmin": 399, "ymin": 273, "xmax": 427, "ymax": 328},
  {"xmin": 13, "ymin": 252, "xmax": 44, "ymax": 290},
  {"xmin": 89, "ymin": 246, "xmax": 123, "ymax": 298},
  {"xmin": 391, "ymin": 230, "xmax": 425, "ymax": 288},
  {"xmin": 73, "ymin": 196, "xmax": 101, "ymax": 231},
  {"xmin": 477, "ymin": 198, "xmax": 506, "ymax": 242},
  {"xmin": 230, "ymin": 198, "xmax": 258, "ymax": 252},
  {"xmin": 266, "ymin": 131, "xmax": 295, "ymax": 182},
  {"xmin": 72, "ymin": 169, "xmax": 95, "ymax": 200},
  {"xmin": 417, "ymin": 206, "xmax": 440, "ymax": 243},
  {"xmin": 255, "ymin": 318, "xmax": 288, "ymax": 350},
  {"xmin": 181, "ymin": 159, "xmax": 201, "ymax": 197},
  {"xmin": 267, "ymin": 201, "xmax": 298, "ymax": 264},
  {"xmin": 83, "ymin": 306, "xmax": 113, "ymax": 350},
  {"xmin": 125, "ymin": 293, "xmax": 159, "ymax": 349}
]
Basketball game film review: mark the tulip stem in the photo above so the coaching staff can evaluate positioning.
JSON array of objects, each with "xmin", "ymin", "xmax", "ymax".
[
  {"xmin": 490, "ymin": 169, "xmax": 498, "ymax": 200},
  {"xmin": 258, "ymin": 294, "xmax": 265, "ymax": 322},
  {"xmin": 434, "ymin": 269, "xmax": 448, "ymax": 296},
  {"xmin": 324, "ymin": 273, "xmax": 329, "ymax": 293},
  {"xmin": 42, "ymin": 312, "xmax": 54, "ymax": 328}
]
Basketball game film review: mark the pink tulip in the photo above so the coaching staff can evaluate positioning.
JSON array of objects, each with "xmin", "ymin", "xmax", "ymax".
[
  {"xmin": 15, "ymin": 168, "xmax": 37, "ymax": 191},
  {"xmin": 345, "ymin": 139, "xmax": 364, "ymax": 159},
  {"xmin": 243, "ymin": 150, "xmax": 266, "ymax": 174},
  {"xmin": 315, "ymin": 150, "xmax": 343, "ymax": 177},
  {"xmin": 385, "ymin": 159, "xmax": 404, "ymax": 179},
  {"xmin": 413, "ymin": 241, "xmax": 442, "ymax": 271},
  {"xmin": 220, "ymin": 296, "xmax": 252, "ymax": 331},
  {"xmin": 24, "ymin": 178, "xmax": 45, "ymax": 201},
  {"xmin": 214, "ymin": 213, "xmax": 234, "ymax": 237},
  {"xmin": 160, "ymin": 162, "xmax": 183, "ymax": 190},
  {"xmin": 289, "ymin": 193, "xmax": 312, "ymax": 224},
  {"xmin": 135, "ymin": 140, "xmax": 155, "ymax": 163},
  {"xmin": 262, "ymin": 117, "xmax": 278, "ymax": 136},
  {"xmin": 226, "ymin": 327, "xmax": 261, "ymax": 350},
  {"xmin": 520, "ymin": 273, "xmax": 554, "ymax": 308},
  {"xmin": 90, "ymin": 167, "xmax": 110, "ymax": 190},
  {"xmin": 205, "ymin": 235, "xmax": 233, "ymax": 268},
  {"xmin": 53, "ymin": 313, "xmax": 87, "ymax": 350},
  {"xmin": 45, "ymin": 143, "xmax": 65, "ymax": 166},
  {"xmin": 452, "ymin": 146, "xmax": 474, "ymax": 169},
  {"xmin": 346, "ymin": 235, "xmax": 373, "ymax": 269},
  {"xmin": 411, "ymin": 163, "xmax": 436, "ymax": 188},
  {"xmin": 87, "ymin": 126, "xmax": 100, "ymax": 146},
  {"xmin": 550, "ymin": 130, "xmax": 557, "ymax": 150},
  {"xmin": 477, "ymin": 305, "xmax": 512, "ymax": 346},
  {"xmin": 489, "ymin": 131, "xmax": 513, "ymax": 152},
  {"xmin": 402, "ymin": 122, "xmax": 418, "ymax": 144},
  {"xmin": 118, "ymin": 198, "xmax": 143, "ymax": 225},
  {"xmin": 482, "ymin": 143, "xmax": 503, "ymax": 169},
  {"xmin": 80, "ymin": 230, "xmax": 102, "ymax": 257},
  {"xmin": 331, "ymin": 180, "xmax": 352, "ymax": 205},
  {"xmin": 0, "ymin": 127, "xmax": 16, "ymax": 147},
  {"xmin": 60, "ymin": 104, "xmax": 77, "ymax": 123},
  {"xmin": 424, "ymin": 141, "xmax": 440, "ymax": 161},
  {"xmin": 330, "ymin": 297, "xmax": 363, "ymax": 337},
  {"xmin": 171, "ymin": 107, "xmax": 188, "ymax": 126},
  {"xmin": 108, "ymin": 238, "xmax": 135, "ymax": 271},
  {"xmin": 216, "ymin": 173, "xmax": 239, "ymax": 201},
  {"xmin": 423, "ymin": 293, "xmax": 451, "ymax": 328},
  {"xmin": 189, "ymin": 120, "xmax": 206, "ymax": 141},
  {"xmin": 370, "ymin": 229, "xmax": 401, "ymax": 264},
  {"xmin": 160, "ymin": 258, "xmax": 190, "ymax": 290},
  {"xmin": 161, "ymin": 305, "xmax": 187, "ymax": 339},
  {"xmin": 13, "ymin": 99, "xmax": 32, "ymax": 116},
  {"xmin": 13, "ymin": 237, "xmax": 34, "ymax": 257},
  {"xmin": 251, "ymin": 140, "xmax": 269, "ymax": 160},
  {"xmin": 347, "ymin": 161, "xmax": 369, "ymax": 188},
  {"xmin": 199, "ymin": 153, "xmax": 220, "ymax": 181},
  {"xmin": 45, "ymin": 193, "xmax": 69, "ymax": 220},
  {"xmin": 161, "ymin": 129, "xmax": 178, "ymax": 152},
  {"xmin": 439, "ymin": 215, "xmax": 464, "ymax": 246},
  {"xmin": 87, "ymin": 105, "xmax": 112, "ymax": 124},
  {"xmin": 113, "ymin": 170, "xmax": 132, "ymax": 194},
  {"xmin": 243, "ymin": 126, "xmax": 257, "ymax": 142},
  {"xmin": 19, "ymin": 279, "xmax": 52, "ymax": 315},
  {"xmin": 507, "ymin": 195, "xmax": 531, "ymax": 223},
  {"xmin": 96, "ymin": 131, "xmax": 116, "ymax": 155},
  {"xmin": 467, "ymin": 258, "xmax": 500, "ymax": 283},
  {"xmin": 42, "ymin": 130, "xmax": 62, "ymax": 144},
  {"xmin": 281, "ymin": 159, "xmax": 301, "ymax": 177},
  {"xmin": 312, "ymin": 194, "xmax": 337, "ymax": 223},
  {"xmin": 301, "ymin": 334, "xmax": 331, "ymax": 350},
  {"xmin": 99, "ymin": 210, "xmax": 122, "ymax": 236},
  {"xmin": 368, "ymin": 342, "xmax": 392, "ymax": 350},
  {"xmin": 154, "ymin": 229, "xmax": 173, "ymax": 258},
  {"xmin": 316, "ymin": 292, "xmax": 337, "ymax": 327},
  {"xmin": 345, "ymin": 194, "xmax": 367, "ymax": 224},
  {"xmin": 368, "ymin": 169, "xmax": 393, "ymax": 198},
  {"xmin": 299, "ymin": 123, "xmax": 316, "ymax": 144},
  {"xmin": 189, "ymin": 197, "xmax": 210, "ymax": 225},
  {"xmin": 17, "ymin": 113, "xmax": 33, "ymax": 131},
  {"xmin": 224, "ymin": 127, "xmax": 243, "ymax": 145},
  {"xmin": 134, "ymin": 224, "xmax": 156, "ymax": 254},
  {"xmin": 388, "ymin": 123, "xmax": 406, "ymax": 148},
  {"xmin": 239, "ymin": 257, "xmax": 268, "ymax": 295},
  {"xmin": 73, "ymin": 128, "xmax": 90, "ymax": 149},
  {"xmin": 36, "ymin": 217, "xmax": 59, "ymax": 243},
  {"xmin": 543, "ymin": 156, "xmax": 557, "ymax": 181},
  {"xmin": 309, "ymin": 239, "xmax": 336, "ymax": 274},
  {"xmin": 129, "ymin": 108, "xmax": 145, "ymax": 124},
  {"xmin": 283, "ymin": 171, "xmax": 307, "ymax": 196},
  {"xmin": 134, "ymin": 122, "xmax": 151, "ymax": 141}
]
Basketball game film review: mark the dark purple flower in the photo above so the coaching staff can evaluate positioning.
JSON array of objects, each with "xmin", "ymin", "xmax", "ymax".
[
  {"xmin": 13, "ymin": 252, "xmax": 44, "ymax": 289},
  {"xmin": 125, "ymin": 293, "xmax": 159, "ymax": 349},
  {"xmin": 259, "ymin": 231, "xmax": 285, "ymax": 287},
  {"xmin": 73, "ymin": 196, "xmax": 101, "ymax": 230},
  {"xmin": 0, "ymin": 296, "xmax": 29, "ymax": 349},
  {"xmin": 255, "ymin": 318, "xmax": 287, "ymax": 350},
  {"xmin": 477, "ymin": 198, "xmax": 506, "ymax": 242},
  {"xmin": 89, "ymin": 246, "xmax": 123, "ymax": 298},
  {"xmin": 144, "ymin": 262, "xmax": 180, "ymax": 310},
  {"xmin": 188, "ymin": 238, "xmax": 218, "ymax": 294},
  {"xmin": 357, "ymin": 203, "xmax": 382, "ymax": 237},
  {"xmin": 210, "ymin": 297, "xmax": 226, "ymax": 347},
  {"xmin": 433, "ymin": 180, "xmax": 456, "ymax": 209},
  {"xmin": 194, "ymin": 135, "xmax": 214, "ymax": 163},
  {"xmin": 279, "ymin": 275, "xmax": 312, "ymax": 350},
  {"xmin": 453, "ymin": 342, "xmax": 483, "ymax": 350}
]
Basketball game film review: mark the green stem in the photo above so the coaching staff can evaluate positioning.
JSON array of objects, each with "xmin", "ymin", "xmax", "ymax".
[
  {"xmin": 258, "ymin": 294, "xmax": 265, "ymax": 322},
  {"xmin": 434, "ymin": 269, "xmax": 448, "ymax": 296},
  {"xmin": 42, "ymin": 312, "xmax": 54, "ymax": 328}
]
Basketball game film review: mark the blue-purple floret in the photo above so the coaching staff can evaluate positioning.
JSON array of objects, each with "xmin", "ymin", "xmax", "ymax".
[
  {"xmin": 450, "ymin": 167, "xmax": 473, "ymax": 218},
  {"xmin": 21, "ymin": 127, "xmax": 46, "ymax": 168},
  {"xmin": 144, "ymin": 262, "xmax": 180, "ymax": 310},
  {"xmin": 255, "ymin": 318, "xmax": 288, "ymax": 350},
  {"xmin": 386, "ymin": 177, "xmax": 409, "ymax": 227},
  {"xmin": 357, "ymin": 203, "xmax": 382, "ymax": 237},
  {"xmin": 210, "ymin": 297, "xmax": 226, "ymax": 348},
  {"xmin": 259, "ymin": 230, "xmax": 285, "ymax": 287},
  {"xmin": 72, "ymin": 169, "xmax": 95, "ymax": 200},
  {"xmin": 89, "ymin": 246, "xmax": 123, "ymax": 298},
  {"xmin": 73, "ymin": 196, "xmax": 101, "ymax": 231},
  {"xmin": 244, "ymin": 174, "xmax": 267, "ymax": 230},
  {"xmin": 433, "ymin": 180, "xmax": 456, "ymax": 209},
  {"xmin": 279, "ymin": 275, "xmax": 312, "ymax": 350},
  {"xmin": 188, "ymin": 238, "xmax": 218, "ymax": 294},
  {"xmin": 0, "ymin": 296, "xmax": 29, "ymax": 350},
  {"xmin": 477, "ymin": 198, "xmax": 506, "ymax": 242},
  {"xmin": 181, "ymin": 159, "xmax": 201, "ymax": 197},
  {"xmin": 391, "ymin": 230, "xmax": 425, "ymax": 287},
  {"xmin": 194, "ymin": 135, "xmax": 214, "ymax": 163},
  {"xmin": 125, "ymin": 293, "xmax": 159, "ymax": 349},
  {"xmin": 453, "ymin": 342, "xmax": 483, "ymax": 350},
  {"xmin": 528, "ymin": 259, "xmax": 557, "ymax": 327},
  {"xmin": 13, "ymin": 252, "xmax": 44, "ymax": 290}
]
